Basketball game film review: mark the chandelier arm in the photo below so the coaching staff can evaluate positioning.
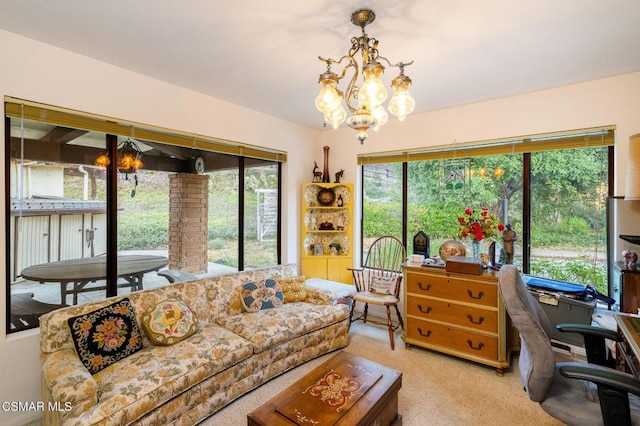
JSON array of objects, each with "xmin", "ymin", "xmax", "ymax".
[
  {"xmin": 318, "ymin": 55, "xmax": 354, "ymax": 67},
  {"xmin": 376, "ymin": 57, "xmax": 415, "ymax": 69},
  {"xmin": 342, "ymin": 57, "xmax": 360, "ymax": 113}
]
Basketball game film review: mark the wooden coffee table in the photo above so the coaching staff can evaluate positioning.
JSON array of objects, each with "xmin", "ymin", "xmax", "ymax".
[{"xmin": 247, "ymin": 351, "xmax": 402, "ymax": 425}]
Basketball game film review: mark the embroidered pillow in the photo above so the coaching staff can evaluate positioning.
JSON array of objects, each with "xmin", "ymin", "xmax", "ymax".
[
  {"xmin": 277, "ymin": 275, "xmax": 307, "ymax": 303},
  {"xmin": 369, "ymin": 275, "xmax": 399, "ymax": 295},
  {"xmin": 241, "ymin": 279, "xmax": 284, "ymax": 312},
  {"xmin": 67, "ymin": 298, "xmax": 143, "ymax": 374},
  {"xmin": 140, "ymin": 298, "xmax": 198, "ymax": 346}
]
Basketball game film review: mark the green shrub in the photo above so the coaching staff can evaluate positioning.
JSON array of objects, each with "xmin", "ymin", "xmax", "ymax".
[{"xmin": 117, "ymin": 218, "xmax": 168, "ymax": 250}]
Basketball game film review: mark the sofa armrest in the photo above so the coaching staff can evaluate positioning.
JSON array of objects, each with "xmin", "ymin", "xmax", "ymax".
[
  {"xmin": 304, "ymin": 278, "xmax": 355, "ymax": 305},
  {"xmin": 304, "ymin": 287, "xmax": 334, "ymax": 305},
  {"xmin": 41, "ymin": 349, "xmax": 98, "ymax": 415}
]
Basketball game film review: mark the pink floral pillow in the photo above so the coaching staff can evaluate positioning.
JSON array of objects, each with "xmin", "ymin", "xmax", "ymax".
[{"xmin": 67, "ymin": 298, "xmax": 143, "ymax": 374}]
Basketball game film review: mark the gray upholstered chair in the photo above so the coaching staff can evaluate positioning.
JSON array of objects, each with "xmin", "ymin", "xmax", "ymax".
[{"xmin": 498, "ymin": 265, "xmax": 640, "ymax": 426}]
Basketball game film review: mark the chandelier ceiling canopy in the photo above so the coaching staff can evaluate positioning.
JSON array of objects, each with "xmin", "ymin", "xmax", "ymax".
[{"xmin": 315, "ymin": 8, "xmax": 415, "ymax": 144}]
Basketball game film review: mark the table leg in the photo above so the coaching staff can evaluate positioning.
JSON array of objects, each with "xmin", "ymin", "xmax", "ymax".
[
  {"xmin": 60, "ymin": 282, "xmax": 67, "ymax": 305},
  {"xmin": 134, "ymin": 273, "xmax": 144, "ymax": 291}
]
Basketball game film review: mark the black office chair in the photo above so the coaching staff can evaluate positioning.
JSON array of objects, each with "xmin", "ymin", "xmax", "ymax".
[{"xmin": 498, "ymin": 265, "xmax": 640, "ymax": 426}]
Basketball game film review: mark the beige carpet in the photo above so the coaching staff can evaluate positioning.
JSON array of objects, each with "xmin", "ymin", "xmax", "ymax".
[{"xmin": 203, "ymin": 322, "xmax": 563, "ymax": 426}]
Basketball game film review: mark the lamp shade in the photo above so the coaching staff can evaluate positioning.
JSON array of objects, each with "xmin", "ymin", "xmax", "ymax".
[{"xmin": 626, "ymin": 134, "xmax": 640, "ymax": 200}]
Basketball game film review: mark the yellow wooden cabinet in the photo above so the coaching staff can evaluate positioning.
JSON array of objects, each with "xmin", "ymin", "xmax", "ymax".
[
  {"xmin": 301, "ymin": 183, "xmax": 353, "ymax": 284},
  {"xmin": 402, "ymin": 263, "xmax": 515, "ymax": 375}
]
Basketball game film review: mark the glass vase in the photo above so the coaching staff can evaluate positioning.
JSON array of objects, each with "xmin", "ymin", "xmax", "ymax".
[{"xmin": 471, "ymin": 239, "xmax": 482, "ymax": 258}]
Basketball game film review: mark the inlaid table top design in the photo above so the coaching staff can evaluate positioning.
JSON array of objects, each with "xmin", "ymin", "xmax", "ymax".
[{"xmin": 248, "ymin": 351, "xmax": 402, "ymax": 425}]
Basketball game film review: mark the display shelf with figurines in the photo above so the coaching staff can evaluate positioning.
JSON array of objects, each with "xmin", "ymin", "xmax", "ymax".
[{"xmin": 301, "ymin": 183, "xmax": 353, "ymax": 283}]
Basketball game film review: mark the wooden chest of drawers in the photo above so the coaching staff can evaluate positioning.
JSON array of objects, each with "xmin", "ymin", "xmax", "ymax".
[{"xmin": 402, "ymin": 263, "xmax": 514, "ymax": 374}]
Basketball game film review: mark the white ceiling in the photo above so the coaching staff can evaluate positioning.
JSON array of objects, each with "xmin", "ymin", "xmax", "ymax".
[{"xmin": 1, "ymin": 0, "xmax": 640, "ymax": 130}]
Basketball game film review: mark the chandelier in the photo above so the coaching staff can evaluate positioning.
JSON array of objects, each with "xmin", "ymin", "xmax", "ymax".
[
  {"xmin": 315, "ymin": 8, "xmax": 415, "ymax": 144},
  {"xmin": 94, "ymin": 138, "xmax": 144, "ymax": 174},
  {"xmin": 116, "ymin": 139, "xmax": 144, "ymax": 175},
  {"xmin": 94, "ymin": 138, "xmax": 143, "ymax": 197}
]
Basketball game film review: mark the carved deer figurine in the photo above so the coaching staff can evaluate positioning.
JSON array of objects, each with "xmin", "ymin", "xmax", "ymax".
[
  {"xmin": 312, "ymin": 162, "xmax": 323, "ymax": 182},
  {"xmin": 334, "ymin": 169, "xmax": 344, "ymax": 183}
]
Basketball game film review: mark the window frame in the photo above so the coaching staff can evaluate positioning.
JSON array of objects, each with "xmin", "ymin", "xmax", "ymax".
[
  {"xmin": 359, "ymin": 129, "xmax": 614, "ymax": 294},
  {"xmin": 5, "ymin": 99, "xmax": 284, "ymax": 333}
]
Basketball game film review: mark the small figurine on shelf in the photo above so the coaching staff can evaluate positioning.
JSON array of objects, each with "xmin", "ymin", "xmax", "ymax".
[
  {"xmin": 334, "ymin": 169, "xmax": 344, "ymax": 183},
  {"xmin": 312, "ymin": 162, "xmax": 322, "ymax": 183},
  {"xmin": 623, "ymin": 250, "xmax": 638, "ymax": 270},
  {"xmin": 329, "ymin": 242, "xmax": 341, "ymax": 255},
  {"xmin": 501, "ymin": 224, "xmax": 517, "ymax": 264},
  {"xmin": 337, "ymin": 194, "xmax": 344, "ymax": 207}
]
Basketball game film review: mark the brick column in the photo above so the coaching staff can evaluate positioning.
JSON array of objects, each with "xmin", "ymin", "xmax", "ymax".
[{"xmin": 168, "ymin": 173, "xmax": 208, "ymax": 273}]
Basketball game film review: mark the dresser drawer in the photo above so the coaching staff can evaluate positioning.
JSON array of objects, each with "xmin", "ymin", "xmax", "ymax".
[
  {"xmin": 407, "ymin": 317, "xmax": 498, "ymax": 361},
  {"xmin": 406, "ymin": 272, "xmax": 497, "ymax": 307},
  {"xmin": 406, "ymin": 296, "xmax": 497, "ymax": 333}
]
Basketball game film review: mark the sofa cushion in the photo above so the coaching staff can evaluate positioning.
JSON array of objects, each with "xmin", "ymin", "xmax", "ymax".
[
  {"xmin": 241, "ymin": 279, "xmax": 284, "ymax": 312},
  {"xmin": 277, "ymin": 275, "xmax": 307, "ymax": 303},
  {"xmin": 67, "ymin": 298, "xmax": 144, "ymax": 374},
  {"xmin": 141, "ymin": 298, "xmax": 198, "ymax": 346},
  {"xmin": 217, "ymin": 302, "xmax": 349, "ymax": 353},
  {"xmin": 73, "ymin": 323, "xmax": 253, "ymax": 425}
]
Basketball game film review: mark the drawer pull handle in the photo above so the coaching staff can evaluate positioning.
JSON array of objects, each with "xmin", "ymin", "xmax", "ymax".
[
  {"xmin": 467, "ymin": 340, "xmax": 485, "ymax": 351},
  {"xmin": 467, "ymin": 290, "xmax": 484, "ymax": 300},
  {"xmin": 418, "ymin": 305, "xmax": 432, "ymax": 314},
  {"xmin": 418, "ymin": 282, "xmax": 432, "ymax": 291},
  {"xmin": 417, "ymin": 328, "xmax": 432, "ymax": 338},
  {"xmin": 466, "ymin": 314, "xmax": 485, "ymax": 325}
]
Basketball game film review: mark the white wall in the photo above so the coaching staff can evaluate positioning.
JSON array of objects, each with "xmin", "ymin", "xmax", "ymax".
[{"xmin": 3, "ymin": 26, "xmax": 640, "ymax": 425}]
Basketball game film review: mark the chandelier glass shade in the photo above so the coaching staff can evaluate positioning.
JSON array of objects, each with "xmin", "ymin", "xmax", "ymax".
[{"xmin": 316, "ymin": 8, "xmax": 415, "ymax": 143}]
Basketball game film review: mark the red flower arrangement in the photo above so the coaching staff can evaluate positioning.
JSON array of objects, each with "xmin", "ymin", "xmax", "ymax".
[{"xmin": 457, "ymin": 207, "xmax": 504, "ymax": 241}]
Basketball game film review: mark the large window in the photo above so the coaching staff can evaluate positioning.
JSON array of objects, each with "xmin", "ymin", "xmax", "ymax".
[
  {"xmin": 361, "ymin": 129, "xmax": 613, "ymax": 295},
  {"xmin": 5, "ymin": 99, "xmax": 284, "ymax": 333},
  {"xmin": 362, "ymin": 163, "xmax": 403, "ymax": 260}
]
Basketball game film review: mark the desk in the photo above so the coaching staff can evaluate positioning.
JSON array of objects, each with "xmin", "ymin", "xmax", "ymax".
[
  {"xmin": 20, "ymin": 255, "xmax": 168, "ymax": 305},
  {"xmin": 614, "ymin": 314, "xmax": 640, "ymax": 379}
]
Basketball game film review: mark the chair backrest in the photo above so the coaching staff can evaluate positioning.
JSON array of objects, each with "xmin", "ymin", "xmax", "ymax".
[
  {"xmin": 362, "ymin": 236, "xmax": 406, "ymax": 296},
  {"xmin": 498, "ymin": 265, "xmax": 557, "ymax": 402}
]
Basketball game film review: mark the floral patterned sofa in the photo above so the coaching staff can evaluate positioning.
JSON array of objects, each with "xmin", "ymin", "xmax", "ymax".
[{"xmin": 39, "ymin": 263, "xmax": 350, "ymax": 425}]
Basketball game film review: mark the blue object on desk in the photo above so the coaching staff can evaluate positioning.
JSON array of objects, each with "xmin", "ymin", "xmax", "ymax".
[{"xmin": 523, "ymin": 275, "xmax": 588, "ymax": 297}]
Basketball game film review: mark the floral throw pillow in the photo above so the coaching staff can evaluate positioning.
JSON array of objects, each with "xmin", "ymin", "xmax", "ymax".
[
  {"xmin": 67, "ymin": 298, "xmax": 143, "ymax": 374},
  {"xmin": 369, "ymin": 275, "xmax": 399, "ymax": 295},
  {"xmin": 140, "ymin": 298, "xmax": 198, "ymax": 346},
  {"xmin": 241, "ymin": 279, "xmax": 284, "ymax": 312},
  {"xmin": 276, "ymin": 275, "xmax": 307, "ymax": 303}
]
